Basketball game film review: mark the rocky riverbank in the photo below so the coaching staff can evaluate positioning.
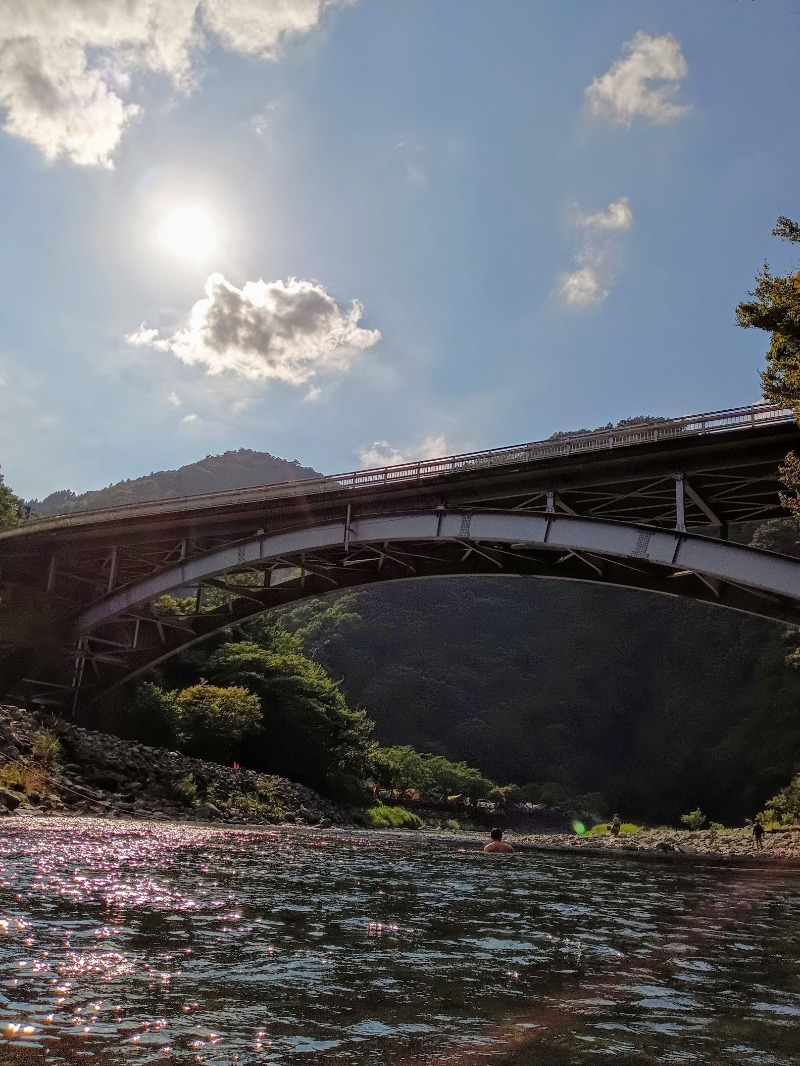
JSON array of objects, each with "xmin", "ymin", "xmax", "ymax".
[
  {"xmin": 0, "ymin": 704, "xmax": 350, "ymax": 827},
  {"xmin": 509, "ymin": 825, "xmax": 800, "ymax": 864}
]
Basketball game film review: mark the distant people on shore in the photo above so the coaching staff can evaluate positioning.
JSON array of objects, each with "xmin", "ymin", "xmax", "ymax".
[
  {"xmin": 484, "ymin": 828, "xmax": 514, "ymax": 853},
  {"xmin": 752, "ymin": 818, "xmax": 765, "ymax": 850},
  {"xmin": 609, "ymin": 814, "xmax": 622, "ymax": 837}
]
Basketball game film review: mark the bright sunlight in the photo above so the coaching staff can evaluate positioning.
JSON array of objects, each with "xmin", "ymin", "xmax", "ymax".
[{"xmin": 158, "ymin": 204, "xmax": 218, "ymax": 262}]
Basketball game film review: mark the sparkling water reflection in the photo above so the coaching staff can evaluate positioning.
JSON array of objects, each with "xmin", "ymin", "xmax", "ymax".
[{"xmin": 0, "ymin": 818, "xmax": 798, "ymax": 1064}]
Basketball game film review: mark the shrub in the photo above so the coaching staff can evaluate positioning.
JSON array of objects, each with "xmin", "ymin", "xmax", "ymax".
[
  {"xmin": 709, "ymin": 822, "xmax": 725, "ymax": 832},
  {"xmin": 443, "ymin": 819, "xmax": 460, "ymax": 831},
  {"xmin": 172, "ymin": 773, "xmax": 198, "ymax": 805},
  {"xmin": 174, "ymin": 680, "xmax": 261, "ymax": 762},
  {"xmin": 227, "ymin": 793, "xmax": 283, "ymax": 822},
  {"xmin": 587, "ymin": 821, "xmax": 642, "ymax": 835},
  {"xmin": 31, "ymin": 730, "xmax": 61, "ymax": 767},
  {"xmin": 758, "ymin": 774, "xmax": 800, "ymax": 827},
  {"xmin": 681, "ymin": 808, "xmax": 707, "ymax": 830},
  {"xmin": 364, "ymin": 804, "xmax": 422, "ymax": 829},
  {"xmin": 0, "ymin": 761, "xmax": 49, "ymax": 795}
]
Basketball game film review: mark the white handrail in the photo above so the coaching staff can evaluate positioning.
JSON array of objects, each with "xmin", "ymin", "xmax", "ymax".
[{"xmin": 11, "ymin": 402, "xmax": 795, "ymax": 532}]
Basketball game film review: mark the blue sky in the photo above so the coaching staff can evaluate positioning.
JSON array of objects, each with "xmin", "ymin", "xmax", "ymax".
[{"xmin": 0, "ymin": 0, "xmax": 799, "ymax": 500}]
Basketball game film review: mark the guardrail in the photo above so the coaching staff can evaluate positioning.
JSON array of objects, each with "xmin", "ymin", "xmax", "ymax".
[{"xmin": 13, "ymin": 402, "xmax": 796, "ymax": 531}]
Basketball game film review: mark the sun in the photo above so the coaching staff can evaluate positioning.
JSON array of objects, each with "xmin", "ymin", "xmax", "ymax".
[{"xmin": 159, "ymin": 204, "xmax": 218, "ymax": 262}]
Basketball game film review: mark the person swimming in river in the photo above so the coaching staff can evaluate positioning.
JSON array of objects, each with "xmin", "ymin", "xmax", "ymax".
[{"xmin": 484, "ymin": 827, "xmax": 515, "ymax": 853}]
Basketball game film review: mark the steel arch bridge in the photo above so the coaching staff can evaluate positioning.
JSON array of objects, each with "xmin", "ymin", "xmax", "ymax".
[{"xmin": 1, "ymin": 402, "xmax": 800, "ymax": 707}]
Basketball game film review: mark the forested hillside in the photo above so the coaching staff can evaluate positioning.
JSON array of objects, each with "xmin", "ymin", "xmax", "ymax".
[
  {"xmin": 279, "ymin": 579, "xmax": 800, "ymax": 824},
  {"xmin": 26, "ymin": 449, "xmax": 322, "ymax": 516}
]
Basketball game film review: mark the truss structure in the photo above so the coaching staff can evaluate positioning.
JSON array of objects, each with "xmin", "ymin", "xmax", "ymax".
[{"xmin": 0, "ymin": 402, "xmax": 798, "ymax": 709}]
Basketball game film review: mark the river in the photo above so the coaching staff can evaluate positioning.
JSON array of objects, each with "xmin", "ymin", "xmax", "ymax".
[{"xmin": 0, "ymin": 818, "xmax": 798, "ymax": 1064}]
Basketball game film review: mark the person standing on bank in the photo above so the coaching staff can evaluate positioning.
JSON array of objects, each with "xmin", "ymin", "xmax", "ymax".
[
  {"xmin": 484, "ymin": 828, "xmax": 515, "ymax": 853},
  {"xmin": 610, "ymin": 814, "xmax": 622, "ymax": 837},
  {"xmin": 752, "ymin": 818, "xmax": 765, "ymax": 850}
]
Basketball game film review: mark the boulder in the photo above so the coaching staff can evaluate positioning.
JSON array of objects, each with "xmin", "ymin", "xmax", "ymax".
[
  {"xmin": 0, "ymin": 787, "xmax": 23, "ymax": 810},
  {"xmin": 193, "ymin": 803, "xmax": 220, "ymax": 821}
]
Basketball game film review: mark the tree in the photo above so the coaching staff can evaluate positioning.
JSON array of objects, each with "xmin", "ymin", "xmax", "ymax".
[
  {"xmin": 749, "ymin": 517, "xmax": 800, "ymax": 557},
  {"xmin": 737, "ymin": 215, "xmax": 800, "ymax": 516},
  {"xmin": 205, "ymin": 637, "xmax": 374, "ymax": 790},
  {"xmin": 370, "ymin": 745, "xmax": 495, "ymax": 806},
  {"xmin": 759, "ymin": 773, "xmax": 800, "ymax": 827},
  {"xmin": 680, "ymin": 808, "xmax": 707, "ymax": 830},
  {"xmin": 123, "ymin": 682, "xmax": 180, "ymax": 748},
  {"xmin": 173, "ymin": 680, "xmax": 261, "ymax": 762},
  {"xmin": 0, "ymin": 471, "xmax": 21, "ymax": 529}
]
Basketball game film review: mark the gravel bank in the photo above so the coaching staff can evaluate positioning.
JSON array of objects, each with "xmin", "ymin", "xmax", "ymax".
[{"xmin": 0, "ymin": 704, "xmax": 350, "ymax": 828}]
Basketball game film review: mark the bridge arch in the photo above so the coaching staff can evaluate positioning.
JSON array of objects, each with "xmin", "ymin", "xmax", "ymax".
[{"xmin": 73, "ymin": 510, "xmax": 800, "ymax": 700}]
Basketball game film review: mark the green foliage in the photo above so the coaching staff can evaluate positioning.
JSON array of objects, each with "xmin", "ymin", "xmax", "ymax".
[
  {"xmin": 124, "ymin": 681, "xmax": 180, "ymax": 748},
  {"xmin": 172, "ymin": 773, "xmax": 198, "ymax": 805},
  {"xmin": 31, "ymin": 730, "xmax": 61, "ymax": 767},
  {"xmin": 0, "ymin": 761, "xmax": 48, "ymax": 795},
  {"xmin": 736, "ymin": 215, "xmax": 800, "ymax": 516},
  {"xmin": 489, "ymin": 783, "xmax": 522, "ymax": 808},
  {"xmin": 203, "ymin": 636, "xmax": 374, "ymax": 790},
  {"xmin": 587, "ymin": 821, "xmax": 642, "ymax": 835},
  {"xmin": 758, "ymin": 773, "xmax": 800, "ymax": 827},
  {"xmin": 226, "ymin": 792, "xmax": 282, "ymax": 822},
  {"xmin": 152, "ymin": 595, "xmax": 196, "ymax": 617},
  {"xmin": 0, "ymin": 471, "xmax": 22, "ymax": 529},
  {"xmin": 709, "ymin": 822, "xmax": 725, "ymax": 832},
  {"xmin": 281, "ymin": 578, "xmax": 800, "ymax": 824},
  {"xmin": 371, "ymin": 745, "xmax": 494, "ymax": 805},
  {"xmin": 681, "ymin": 808, "xmax": 707, "ymax": 830},
  {"xmin": 736, "ymin": 217, "xmax": 800, "ymax": 409},
  {"xmin": 174, "ymin": 680, "xmax": 261, "ymax": 762},
  {"xmin": 749, "ymin": 517, "xmax": 800, "ymax": 558},
  {"xmin": 363, "ymin": 804, "xmax": 423, "ymax": 829}
]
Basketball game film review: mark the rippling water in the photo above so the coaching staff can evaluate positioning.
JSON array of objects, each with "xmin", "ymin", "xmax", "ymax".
[{"xmin": 0, "ymin": 818, "xmax": 798, "ymax": 1065}]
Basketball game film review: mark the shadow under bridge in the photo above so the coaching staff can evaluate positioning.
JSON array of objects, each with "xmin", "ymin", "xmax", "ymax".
[{"xmin": 74, "ymin": 509, "xmax": 800, "ymax": 701}]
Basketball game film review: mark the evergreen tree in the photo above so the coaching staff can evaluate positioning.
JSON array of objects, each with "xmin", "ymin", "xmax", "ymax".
[
  {"xmin": 736, "ymin": 215, "xmax": 800, "ymax": 515},
  {"xmin": 0, "ymin": 467, "xmax": 22, "ymax": 529}
]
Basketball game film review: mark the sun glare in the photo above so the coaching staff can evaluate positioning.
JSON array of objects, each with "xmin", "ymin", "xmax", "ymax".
[{"xmin": 159, "ymin": 204, "xmax": 217, "ymax": 263}]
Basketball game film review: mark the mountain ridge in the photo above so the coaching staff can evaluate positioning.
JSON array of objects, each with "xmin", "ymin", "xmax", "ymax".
[{"xmin": 26, "ymin": 448, "xmax": 324, "ymax": 516}]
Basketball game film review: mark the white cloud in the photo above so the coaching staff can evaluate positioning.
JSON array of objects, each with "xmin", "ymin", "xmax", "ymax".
[
  {"xmin": 577, "ymin": 197, "xmax": 632, "ymax": 231},
  {"xmin": 556, "ymin": 197, "xmax": 633, "ymax": 309},
  {"xmin": 202, "ymin": 0, "xmax": 344, "ymax": 59},
  {"xmin": 557, "ymin": 266, "xmax": 608, "ymax": 309},
  {"xmin": 358, "ymin": 434, "xmax": 449, "ymax": 469},
  {"xmin": 585, "ymin": 32, "xmax": 690, "ymax": 126},
  {"xmin": 181, "ymin": 412, "xmax": 198, "ymax": 423},
  {"xmin": 0, "ymin": 1, "xmax": 347, "ymax": 165},
  {"xmin": 128, "ymin": 324, "xmax": 160, "ymax": 347},
  {"xmin": 167, "ymin": 391, "xmax": 181, "ymax": 406},
  {"xmin": 127, "ymin": 272, "xmax": 381, "ymax": 385}
]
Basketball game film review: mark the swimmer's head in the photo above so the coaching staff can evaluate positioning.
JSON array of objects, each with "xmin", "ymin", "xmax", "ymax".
[{"xmin": 490, "ymin": 827, "xmax": 503, "ymax": 841}]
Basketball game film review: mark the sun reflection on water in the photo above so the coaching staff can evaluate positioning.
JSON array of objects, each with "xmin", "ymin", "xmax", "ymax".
[{"xmin": 0, "ymin": 818, "xmax": 798, "ymax": 1064}]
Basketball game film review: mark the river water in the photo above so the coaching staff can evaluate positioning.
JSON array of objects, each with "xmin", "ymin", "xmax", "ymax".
[{"xmin": 0, "ymin": 819, "xmax": 798, "ymax": 1065}]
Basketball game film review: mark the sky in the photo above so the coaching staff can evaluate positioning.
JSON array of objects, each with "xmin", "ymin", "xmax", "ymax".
[{"xmin": 1, "ymin": 0, "xmax": 799, "ymax": 500}]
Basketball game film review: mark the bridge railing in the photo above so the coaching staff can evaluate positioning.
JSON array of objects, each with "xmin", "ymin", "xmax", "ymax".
[
  {"xmin": 320, "ymin": 402, "xmax": 794, "ymax": 489},
  {"xmin": 14, "ymin": 402, "xmax": 795, "ymax": 529}
]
